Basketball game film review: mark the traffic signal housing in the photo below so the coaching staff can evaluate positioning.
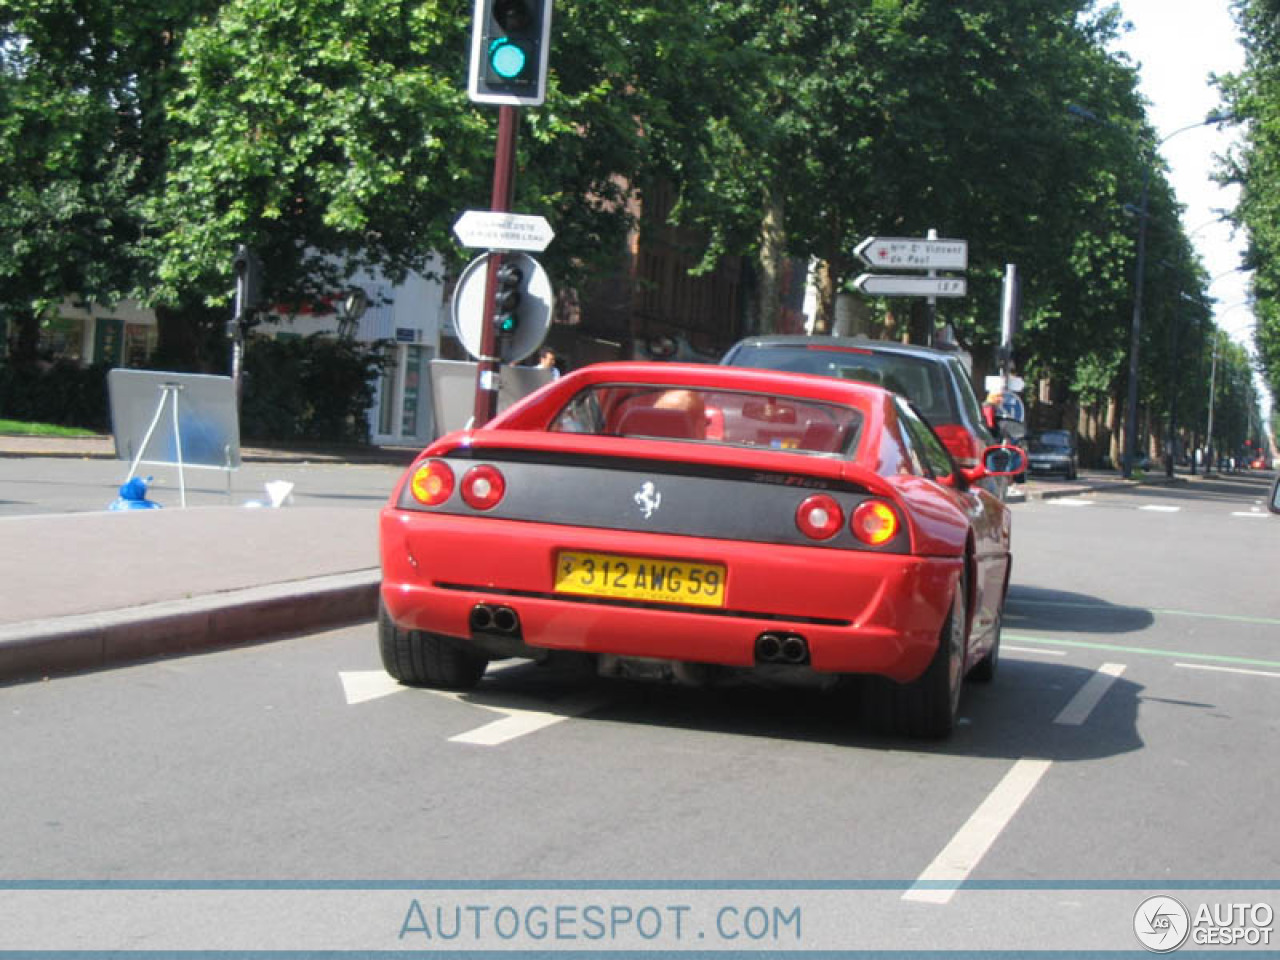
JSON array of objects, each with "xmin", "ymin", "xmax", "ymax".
[
  {"xmin": 494, "ymin": 260, "xmax": 525, "ymax": 335},
  {"xmin": 468, "ymin": 0, "xmax": 553, "ymax": 106}
]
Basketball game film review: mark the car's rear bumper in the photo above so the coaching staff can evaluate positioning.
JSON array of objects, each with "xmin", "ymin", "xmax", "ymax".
[{"xmin": 380, "ymin": 508, "xmax": 960, "ymax": 683}]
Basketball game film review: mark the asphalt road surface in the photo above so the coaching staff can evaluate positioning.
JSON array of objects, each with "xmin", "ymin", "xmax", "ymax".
[{"xmin": 3, "ymin": 471, "xmax": 1277, "ymax": 950}]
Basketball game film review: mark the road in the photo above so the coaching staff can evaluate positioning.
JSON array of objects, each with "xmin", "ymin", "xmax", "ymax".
[{"xmin": 2, "ymin": 472, "xmax": 1277, "ymax": 950}]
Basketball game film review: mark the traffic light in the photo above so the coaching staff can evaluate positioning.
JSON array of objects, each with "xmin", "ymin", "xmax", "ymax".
[
  {"xmin": 494, "ymin": 260, "xmax": 524, "ymax": 334},
  {"xmin": 468, "ymin": 0, "xmax": 553, "ymax": 106}
]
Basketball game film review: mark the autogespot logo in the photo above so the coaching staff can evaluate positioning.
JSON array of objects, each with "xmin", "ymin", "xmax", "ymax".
[{"xmin": 1134, "ymin": 895, "xmax": 1191, "ymax": 953}]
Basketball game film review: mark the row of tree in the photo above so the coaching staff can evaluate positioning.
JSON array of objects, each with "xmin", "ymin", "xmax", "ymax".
[
  {"xmin": 1224, "ymin": 0, "xmax": 1280, "ymax": 437},
  {"xmin": 0, "ymin": 0, "xmax": 1267, "ymax": 456}
]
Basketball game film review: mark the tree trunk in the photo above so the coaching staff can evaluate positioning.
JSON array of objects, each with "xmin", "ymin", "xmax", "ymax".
[
  {"xmin": 812, "ymin": 259, "xmax": 835, "ymax": 334},
  {"xmin": 754, "ymin": 189, "xmax": 786, "ymax": 335}
]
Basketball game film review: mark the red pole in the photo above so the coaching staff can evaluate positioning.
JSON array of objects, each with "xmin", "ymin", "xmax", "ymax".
[{"xmin": 472, "ymin": 106, "xmax": 520, "ymax": 426}]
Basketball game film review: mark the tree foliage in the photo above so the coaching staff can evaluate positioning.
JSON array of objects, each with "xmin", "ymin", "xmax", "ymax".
[{"xmin": 0, "ymin": 0, "xmax": 1266, "ymax": 447}]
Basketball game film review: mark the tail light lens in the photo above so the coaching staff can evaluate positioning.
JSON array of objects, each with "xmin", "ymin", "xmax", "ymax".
[
  {"xmin": 933, "ymin": 424, "xmax": 981, "ymax": 468},
  {"xmin": 795, "ymin": 494, "xmax": 844, "ymax": 541},
  {"xmin": 852, "ymin": 499, "xmax": 899, "ymax": 546},
  {"xmin": 410, "ymin": 459, "xmax": 454, "ymax": 506},
  {"xmin": 461, "ymin": 464, "xmax": 506, "ymax": 510}
]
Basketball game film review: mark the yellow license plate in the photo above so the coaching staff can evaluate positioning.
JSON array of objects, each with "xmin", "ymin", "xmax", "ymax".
[{"xmin": 554, "ymin": 551, "xmax": 726, "ymax": 607}]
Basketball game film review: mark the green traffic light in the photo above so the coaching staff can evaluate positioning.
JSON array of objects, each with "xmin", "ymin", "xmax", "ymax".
[{"xmin": 488, "ymin": 38, "xmax": 528, "ymax": 80}]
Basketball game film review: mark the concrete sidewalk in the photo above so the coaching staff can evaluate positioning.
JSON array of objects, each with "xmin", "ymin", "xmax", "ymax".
[
  {"xmin": 0, "ymin": 432, "xmax": 1173, "ymax": 685},
  {"xmin": 0, "ymin": 434, "xmax": 408, "ymax": 684}
]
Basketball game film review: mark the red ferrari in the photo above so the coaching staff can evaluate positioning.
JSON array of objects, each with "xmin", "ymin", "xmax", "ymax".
[{"xmin": 379, "ymin": 362, "xmax": 1024, "ymax": 738}]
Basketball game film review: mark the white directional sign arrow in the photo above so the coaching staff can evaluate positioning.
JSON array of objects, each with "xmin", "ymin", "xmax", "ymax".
[
  {"xmin": 453, "ymin": 210, "xmax": 555, "ymax": 252},
  {"xmin": 854, "ymin": 273, "xmax": 967, "ymax": 298},
  {"xmin": 855, "ymin": 236, "xmax": 968, "ymax": 271}
]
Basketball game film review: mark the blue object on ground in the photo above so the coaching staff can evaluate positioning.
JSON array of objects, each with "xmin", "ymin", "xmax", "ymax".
[{"xmin": 108, "ymin": 476, "xmax": 162, "ymax": 511}]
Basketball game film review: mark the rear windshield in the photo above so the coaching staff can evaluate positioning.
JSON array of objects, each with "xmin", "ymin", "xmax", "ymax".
[
  {"xmin": 725, "ymin": 345, "xmax": 960, "ymax": 426},
  {"xmin": 550, "ymin": 384, "xmax": 863, "ymax": 457}
]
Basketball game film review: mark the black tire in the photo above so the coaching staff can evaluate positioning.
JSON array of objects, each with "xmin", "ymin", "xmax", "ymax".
[
  {"xmin": 863, "ymin": 577, "xmax": 967, "ymax": 738},
  {"xmin": 967, "ymin": 607, "xmax": 1000, "ymax": 683},
  {"xmin": 378, "ymin": 601, "xmax": 487, "ymax": 690}
]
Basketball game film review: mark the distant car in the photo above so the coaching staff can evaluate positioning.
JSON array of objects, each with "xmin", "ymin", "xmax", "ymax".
[
  {"xmin": 379, "ymin": 362, "xmax": 1025, "ymax": 738},
  {"xmin": 1027, "ymin": 429, "xmax": 1078, "ymax": 480},
  {"xmin": 720, "ymin": 336, "xmax": 1002, "ymax": 489}
]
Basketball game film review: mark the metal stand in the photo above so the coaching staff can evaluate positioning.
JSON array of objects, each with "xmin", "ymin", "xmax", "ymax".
[{"xmin": 125, "ymin": 383, "xmax": 188, "ymax": 507}]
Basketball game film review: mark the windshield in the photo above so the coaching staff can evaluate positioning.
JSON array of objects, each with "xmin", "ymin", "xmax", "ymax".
[
  {"xmin": 725, "ymin": 344, "xmax": 960, "ymax": 426},
  {"xmin": 550, "ymin": 384, "xmax": 863, "ymax": 457},
  {"xmin": 1031, "ymin": 433, "xmax": 1072, "ymax": 452}
]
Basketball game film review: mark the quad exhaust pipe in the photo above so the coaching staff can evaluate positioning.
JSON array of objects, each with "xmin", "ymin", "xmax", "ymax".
[
  {"xmin": 755, "ymin": 631, "xmax": 810, "ymax": 665},
  {"xmin": 470, "ymin": 603, "xmax": 521, "ymax": 635}
]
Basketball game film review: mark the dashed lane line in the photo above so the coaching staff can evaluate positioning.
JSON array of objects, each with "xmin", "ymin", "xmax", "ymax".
[
  {"xmin": 1053, "ymin": 662, "xmax": 1126, "ymax": 725},
  {"xmin": 904, "ymin": 662, "xmax": 1124, "ymax": 905},
  {"xmin": 1175, "ymin": 662, "xmax": 1280, "ymax": 679},
  {"xmin": 901, "ymin": 758, "xmax": 1053, "ymax": 905},
  {"xmin": 1002, "ymin": 633, "xmax": 1280, "ymax": 670}
]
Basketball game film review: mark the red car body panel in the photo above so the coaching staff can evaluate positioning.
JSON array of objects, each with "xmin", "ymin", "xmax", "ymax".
[{"xmin": 379, "ymin": 362, "xmax": 1014, "ymax": 684}]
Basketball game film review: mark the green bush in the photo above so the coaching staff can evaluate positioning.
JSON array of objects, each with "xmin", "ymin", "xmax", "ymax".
[
  {"xmin": 240, "ymin": 335, "xmax": 389, "ymax": 444},
  {"xmin": 0, "ymin": 360, "xmax": 110, "ymax": 431}
]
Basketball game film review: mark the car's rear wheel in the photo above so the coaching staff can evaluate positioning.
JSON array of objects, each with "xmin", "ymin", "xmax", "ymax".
[
  {"xmin": 862, "ymin": 575, "xmax": 967, "ymax": 738},
  {"xmin": 378, "ymin": 600, "xmax": 487, "ymax": 689}
]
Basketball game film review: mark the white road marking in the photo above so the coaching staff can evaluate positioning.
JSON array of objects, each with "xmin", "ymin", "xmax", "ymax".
[
  {"xmin": 339, "ymin": 661, "xmax": 525, "ymax": 706},
  {"xmin": 1054, "ymin": 663, "xmax": 1127, "ymax": 726},
  {"xmin": 1003, "ymin": 645, "xmax": 1067, "ymax": 657},
  {"xmin": 450, "ymin": 694, "xmax": 609, "ymax": 746},
  {"xmin": 1139, "ymin": 505, "xmax": 1181, "ymax": 512},
  {"xmin": 1175, "ymin": 662, "xmax": 1280, "ymax": 679},
  {"xmin": 340, "ymin": 670, "xmax": 407, "ymax": 705},
  {"xmin": 1231, "ymin": 511, "xmax": 1270, "ymax": 518},
  {"xmin": 902, "ymin": 758, "xmax": 1053, "ymax": 904},
  {"xmin": 1048, "ymin": 498, "xmax": 1094, "ymax": 507}
]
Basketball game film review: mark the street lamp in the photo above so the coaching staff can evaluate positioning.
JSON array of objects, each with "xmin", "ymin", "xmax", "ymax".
[{"xmin": 1068, "ymin": 105, "xmax": 1234, "ymax": 477}]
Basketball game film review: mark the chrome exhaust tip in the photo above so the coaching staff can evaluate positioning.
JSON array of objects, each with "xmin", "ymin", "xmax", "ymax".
[
  {"xmin": 492, "ymin": 605, "xmax": 520, "ymax": 634},
  {"xmin": 469, "ymin": 604, "xmax": 495, "ymax": 632}
]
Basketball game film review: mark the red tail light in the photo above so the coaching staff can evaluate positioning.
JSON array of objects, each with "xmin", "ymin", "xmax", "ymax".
[
  {"xmin": 852, "ymin": 500, "xmax": 899, "ymax": 546},
  {"xmin": 933, "ymin": 424, "xmax": 981, "ymax": 467},
  {"xmin": 461, "ymin": 464, "xmax": 506, "ymax": 510},
  {"xmin": 795, "ymin": 494, "xmax": 844, "ymax": 541},
  {"xmin": 410, "ymin": 459, "xmax": 454, "ymax": 506}
]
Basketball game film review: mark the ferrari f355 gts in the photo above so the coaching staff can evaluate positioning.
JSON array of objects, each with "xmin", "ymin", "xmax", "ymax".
[{"xmin": 379, "ymin": 362, "xmax": 1025, "ymax": 738}]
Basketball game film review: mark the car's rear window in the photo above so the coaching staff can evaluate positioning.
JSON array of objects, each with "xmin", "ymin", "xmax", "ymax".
[
  {"xmin": 724, "ymin": 345, "xmax": 960, "ymax": 425},
  {"xmin": 550, "ymin": 385, "xmax": 863, "ymax": 456}
]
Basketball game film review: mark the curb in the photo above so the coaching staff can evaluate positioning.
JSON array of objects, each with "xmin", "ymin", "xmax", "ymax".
[{"xmin": 0, "ymin": 569, "xmax": 380, "ymax": 685}]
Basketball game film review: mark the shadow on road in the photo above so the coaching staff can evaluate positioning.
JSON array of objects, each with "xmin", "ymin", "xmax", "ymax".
[
  {"xmin": 1005, "ymin": 585, "xmax": 1155, "ymax": 634},
  {"xmin": 457, "ymin": 653, "xmax": 1145, "ymax": 764}
]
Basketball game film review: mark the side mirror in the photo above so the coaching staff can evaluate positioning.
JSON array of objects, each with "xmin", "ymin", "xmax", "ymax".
[
  {"xmin": 982, "ymin": 444, "xmax": 1027, "ymax": 477},
  {"xmin": 1269, "ymin": 475, "xmax": 1280, "ymax": 515}
]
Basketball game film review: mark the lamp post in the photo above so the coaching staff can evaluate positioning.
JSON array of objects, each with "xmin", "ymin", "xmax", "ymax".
[{"xmin": 1067, "ymin": 106, "xmax": 1233, "ymax": 478}]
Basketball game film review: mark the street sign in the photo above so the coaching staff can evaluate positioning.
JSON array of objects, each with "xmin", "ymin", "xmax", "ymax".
[
  {"xmin": 855, "ymin": 236, "xmax": 968, "ymax": 271},
  {"xmin": 853, "ymin": 274, "xmax": 967, "ymax": 298},
  {"xmin": 450, "ymin": 252, "xmax": 554, "ymax": 364},
  {"xmin": 453, "ymin": 210, "xmax": 555, "ymax": 252}
]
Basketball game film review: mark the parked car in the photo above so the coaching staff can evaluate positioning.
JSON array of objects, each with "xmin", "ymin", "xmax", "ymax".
[
  {"xmin": 1027, "ymin": 429, "xmax": 1078, "ymax": 480},
  {"xmin": 379, "ymin": 362, "xmax": 1025, "ymax": 738},
  {"xmin": 720, "ymin": 335, "xmax": 1007, "ymax": 496}
]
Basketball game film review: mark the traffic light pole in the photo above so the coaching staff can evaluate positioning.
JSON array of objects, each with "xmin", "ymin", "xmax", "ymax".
[{"xmin": 472, "ymin": 106, "xmax": 520, "ymax": 426}]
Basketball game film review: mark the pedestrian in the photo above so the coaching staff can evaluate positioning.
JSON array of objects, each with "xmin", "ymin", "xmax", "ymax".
[{"xmin": 537, "ymin": 348, "xmax": 561, "ymax": 379}]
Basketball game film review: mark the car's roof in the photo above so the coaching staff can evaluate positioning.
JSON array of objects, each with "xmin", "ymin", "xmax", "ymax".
[{"xmin": 725, "ymin": 335, "xmax": 965, "ymax": 365}]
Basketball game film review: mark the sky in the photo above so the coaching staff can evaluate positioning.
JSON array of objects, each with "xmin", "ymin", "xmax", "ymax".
[{"xmin": 1111, "ymin": 0, "xmax": 1270, "ymax": 416}]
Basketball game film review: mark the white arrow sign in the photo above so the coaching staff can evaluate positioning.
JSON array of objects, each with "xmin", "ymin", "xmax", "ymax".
[
  {"xmin": 855, "ymin": 236, "xmax": 968, "ymax": 271},
  {"xmin": 453, "ymin": 210, "xmax": 555, "ymax": 252},
  {"xmin": 854, "ymin": 274, "xmax": 967, "ymax": 298}
]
